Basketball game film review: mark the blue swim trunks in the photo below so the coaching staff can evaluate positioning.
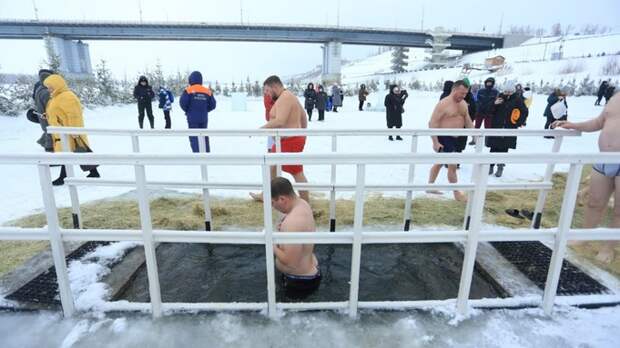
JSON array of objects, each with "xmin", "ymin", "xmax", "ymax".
[{"xmin": 593, "ymin": 163, "xmax": 620, "ymax": 177}]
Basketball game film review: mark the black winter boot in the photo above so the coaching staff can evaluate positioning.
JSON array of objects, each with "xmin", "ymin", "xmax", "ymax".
[
  {"xmin": 52, "ymin": 165, "xmax": 67, "ymax": 186},
  {"xmin": 488, "ymin": 164, "xmax": 495, "ymax": 175},
  {"xmin": 87, "ymin": 168, "xmax": 101, "ymax": 178},
  {"xmin": 495, "ymin": 164, "xmax": 504, "ymax": 178}
]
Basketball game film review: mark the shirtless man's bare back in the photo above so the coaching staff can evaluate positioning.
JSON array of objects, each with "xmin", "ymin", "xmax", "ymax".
[
  {"xmin": 270, "ymin": 177, "xmax": 321, "ymax": 298},
  {"xmin": 552, "ymin": 93, "xmax": 620, "ymax": 264},
  {"xmin": 428, "ymin": 80, "xmax": 474, "ymax": 202}
]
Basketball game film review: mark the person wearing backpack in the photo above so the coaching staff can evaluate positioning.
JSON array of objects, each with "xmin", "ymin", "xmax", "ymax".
[
  {"xmin": 485, "ymin": 80, "xmax": 528, "ymax": 177},
  {"xmin": 158, "ymin": 86, "xmax": 174, "ymax": 129},
  {"xmin": 543, "ymin": 88, "xmax": 567, "ymax": 138}
]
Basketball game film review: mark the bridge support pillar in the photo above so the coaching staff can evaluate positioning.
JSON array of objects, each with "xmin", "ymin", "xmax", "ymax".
[
  {"xmin": 321, "ymin": 41, "xmax": 341, "ymax": 85},
  {"xmin": 425, "ymin": 29, "xmax": 452, "ymax": 66},
  {"xmin": 44, "ymin": 35, "xmax": 92, "ymax": 76}
]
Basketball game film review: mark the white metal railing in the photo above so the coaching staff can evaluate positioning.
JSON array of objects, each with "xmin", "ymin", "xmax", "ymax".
[
  {"xmin": 1, "ymin": 151, "xmax": 619, "ymax": 320},
  {"xmin": 48, "ymin": 127, "xmax": 581, "ymax": 234}
]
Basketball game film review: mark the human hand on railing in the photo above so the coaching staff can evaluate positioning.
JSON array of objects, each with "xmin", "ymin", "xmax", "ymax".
[
  {"xmin": 550, "ymin": 120, "xmax": 574, "ymax": 129},
  {"xmin": 433, "ymin": 142, "xmax": 444, "ymax": 153}
]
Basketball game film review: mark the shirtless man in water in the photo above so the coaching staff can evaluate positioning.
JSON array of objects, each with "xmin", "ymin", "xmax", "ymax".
[
  {"xmin": 270, "ymin": 177, "xmax": 321, "ymax": 298},
  {"xmin": 552, "ymin": 93, "xmax": 620, "ymax": 264},
  {"xmin": 428, "ymin": 80, "xmax": 474, "ymax": 202},
  {"xmin": 250, "ymin": 75, "xmax": 310, "ymax": 202}
]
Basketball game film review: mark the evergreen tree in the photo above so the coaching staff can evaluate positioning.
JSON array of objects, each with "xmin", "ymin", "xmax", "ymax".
[
  {"xmin": 391, "ymin": 47, "xmax": 409, "ymax": 73},
  {"xmin": 44, "ymin": 37, "xmax": 62, "ymax": 72},
  {"xmin": 95, "ymin": 59, "xmax": 116, "ymax": 104}
]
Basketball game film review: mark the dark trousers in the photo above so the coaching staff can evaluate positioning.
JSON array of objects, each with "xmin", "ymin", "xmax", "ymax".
[
  {"xmin": 595, "ymin": 95, "xmax": 603, "ymax": 105},
  {"xmin": 163, "ymin": 110, "xmax": 171, "ymax": 129},
  {"xmin": 188, "ymin": 121, "xmax": 209, "ymax": 153},
  {"xmin": 138, "ymin": 102, "xmax": 154, "ymax": 129},
  {"xmin": 474, "ymin": 113, "xmax": 491, "ymax": 128},
  {"xmin": 306, "ymin": 108, "xmax": 313, "ymax": 120},
  {"xmin": 318, "ymin": 109, "xmax": 325, "ymax": 121},
  {"xmin": 358, "ymin": 100, "xmax": 364, "ymax": 111}
]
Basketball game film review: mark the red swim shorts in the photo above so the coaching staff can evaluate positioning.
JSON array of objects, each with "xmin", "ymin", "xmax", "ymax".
[{"xmin": 270, "ymin": 136, "xmax": 306, "ymax": 175}]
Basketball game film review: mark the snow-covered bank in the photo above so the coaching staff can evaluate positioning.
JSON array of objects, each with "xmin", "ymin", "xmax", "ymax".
[{"xmin": 0, "ymin": 92, "xmax": 602, "ymax": 224}]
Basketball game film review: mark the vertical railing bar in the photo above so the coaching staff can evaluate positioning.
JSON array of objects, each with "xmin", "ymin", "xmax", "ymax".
[
  {"xmin": 532, "ymin": 136, "xmax": 564, "ymax": 229},
  {"xmin": 261, "ymin": 162, "xmax": 277, "ymax": 318},
  {"xmin": 198, "ymin": 137, "xmax": 212, "ymax": 231},
  {"xmin": 131, "ymin": 134, "xmax": 140, "ymax": 153},
  {"xmin": 329, "ymin": 135, "xmax": 337, "ymax": 232},
  {"xmin": 463, "ymin": 135, "xmax": 484, "ymax": 230},
  {"xmin": 456, "ymin": 162, "xmax": 490, "ymax": 315},
  {"xmin": 542, "ymin": 163, "xmax": 583, "ymax": 314},
  {"xmin": 348, "ymin": 164, "xmax": 365, "ymax": 318},
  {"xmin": 134, "ymin": 163, "xmax": 163, "ymax": 318},
  {"xmin": 60, "ymin": 133, "xmax": 82, "ymax": 229},
  {"xmin": 37, "ymin": 164, "xmax": 75, "ymax": 317},
  {"xmin": 275, "ymin": 134, "xmax": 282, "ymax": 177},
  {"xmin": 403, "ymin": 135, "xmax": 418, "ymax": 231}
]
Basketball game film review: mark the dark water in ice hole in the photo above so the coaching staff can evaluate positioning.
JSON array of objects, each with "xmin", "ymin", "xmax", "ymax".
[{"xmin": 118, "ymin": 242, "xmax": 505, "ymax": 303}]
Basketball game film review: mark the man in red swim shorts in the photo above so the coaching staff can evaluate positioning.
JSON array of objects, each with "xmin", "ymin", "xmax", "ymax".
[{"xmin": 251, "ymin": 75, "xmax": 310, "ymax": 202}]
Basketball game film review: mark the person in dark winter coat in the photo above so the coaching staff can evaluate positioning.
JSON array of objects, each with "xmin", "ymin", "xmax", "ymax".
[
  {"xmin": 439, "ymin": 80, "xmax": 454, "ymax": 100},
  {"xmin": 133, "ymin": 76, "xmax": 155, "ymax": 129},
  {"xmin": 485, "ymin": 81, "xmax": 528, "ymax": 177},
  {"xmin": 180, "ymin": 71, "xmax": 216, "ymax": 153},
  {"xmin": 304, "ymin": 83, "xmax": 317, "ymax": 121},
  {"xmin": 543, "ymin": 89, "xmax": 568, "ymax": 136},
  {"xmin": 384, "ymin": 85, "xmax": 409, "ymax": 140},
  {"xmin": 26, "ymin": 69, "xmax": 55, "ymax": 152},
  {"xmin": 605, "ymin": 85, "xmax": 616, "ymax": 105},
  {"xmin": 158, "ymin": 86, "xmax": 174, "ymax": 129},
  {"xmin": 475, "ymin": 77, "xmax": 499, "ymax": 129},
  {"xmin": 315, "ymin": 85, "xmax": 328, "ymax": 121},
  {"xmin": 358, "ymin": 84, "xmax": 369, "ymax": 111},
  {"xmin": 596, "ymin": 81, "xmax": 609, "ymax": 106}
]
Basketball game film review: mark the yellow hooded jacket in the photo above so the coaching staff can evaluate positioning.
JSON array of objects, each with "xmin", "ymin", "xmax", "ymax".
[{"xmin": 43, "ymin": 74, "xmax": 90, "ymax": 153}]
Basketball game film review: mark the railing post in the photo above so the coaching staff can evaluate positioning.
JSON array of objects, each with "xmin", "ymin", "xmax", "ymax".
[
  {"xmin": 403, "ymin": 135, "xmax": 418, "ymax": 231},
  {"xmin": 37, "ymin": 164, "xmax": 75, "ymax": 317},
  {"xmin": 329, "ymin": 135, "xmax": 337, "ymax": 232},
  {"xmin": 261, "ymin": 161, "xmax": 277, "ymax": 318},
  {"xmin": 60, "ymin": 133, "xmax": 82, "ymax": 229},
  {"xmin": 532, "ymin": 136, "xmax": 564, "ymax": 229},
  {"xmin": 131, "ymin": 135, "xmax": 140, "ymax": 153},
  {"xmin": 348, "ymin": 164, "xmax": 365, "ymax": 318},
  {"xmin": 542, "ymin": 163, "xmax": 583, "ymax": 314},
  {"xmin": 134, "ymin": 163, "xmax": 163, "ymax": 318},
  {"xmin": 463, "ymin": 135, "xmax": 484, "ymax": 230},
  {"xmin": 275, "ymin": 134, "xmax": 282, "ymax": 177},
  {"xmin": 456, "ymin": 162, "xmax": 490, "ymax": 315},
  {"xmin": 198, "ymin": 136, "xmax": 212, "ymax": 231}
]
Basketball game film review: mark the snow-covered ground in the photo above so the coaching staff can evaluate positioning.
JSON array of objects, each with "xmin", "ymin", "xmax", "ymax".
[{"xmin": 0, "ymin": 92, "xmax": 603, "ymax": 225}]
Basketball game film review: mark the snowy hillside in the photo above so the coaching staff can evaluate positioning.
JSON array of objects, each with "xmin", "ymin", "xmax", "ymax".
[{"xmin": 339, "ymin": 33, "xmax": 620, "ymax": 90}]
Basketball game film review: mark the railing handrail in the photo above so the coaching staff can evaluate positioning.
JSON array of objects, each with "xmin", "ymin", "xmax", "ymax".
[
  {"xmin": 46, "ymin": 126, "xmax": 582, "ymax": 137},
  {"xmin": 0, "ymin": 152, "xmax": 616, "ymax": 166}
]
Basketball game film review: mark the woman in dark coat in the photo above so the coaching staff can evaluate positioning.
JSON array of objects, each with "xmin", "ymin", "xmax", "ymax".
[
  {"xmin": 543, "ymin": 88, "xmax": 567, "ymax": 134},
  {"xmin": 485, "ymin": 81, "xmax": 528, "ymax": 177},
  {"xmin": 315, "ymin": 85, "xmax": 328, "ymax": 121},
  {"xmin": 303, "ymin": 83, "xmax": 317, "ymax": 121},
  {"xmin": 384, "ymin": 85, "xmax": 409, "ymax": 141}
]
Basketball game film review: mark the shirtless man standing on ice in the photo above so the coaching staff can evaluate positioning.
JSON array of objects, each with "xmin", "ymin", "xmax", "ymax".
[
  {"xmin": 428, "ymin": 80, "xmax": 474, "ymax": 202},
  {"xmin": 270, "ymin": 177, "xmax": 321, "ymax": 299},
  {"xmin": 552, "ymin": 93, "xmax": 620, "ymax": 263},
  {"xmin": 250, "ymin": 75, "xmax": 309, "ymax": 202}
]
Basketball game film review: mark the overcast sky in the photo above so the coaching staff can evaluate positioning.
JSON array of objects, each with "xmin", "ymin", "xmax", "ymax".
[{"xmin": 1, "ymin": 0, "xmax": 619, "ymax": 82}]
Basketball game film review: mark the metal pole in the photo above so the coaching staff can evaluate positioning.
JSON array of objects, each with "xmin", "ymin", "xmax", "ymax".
[
  {"xmin": 261, "ymin": 163, "xmax": 277, "ymax": 318},
  {"xmin": 329, "ymin": 135, "xmax": 337, "ymax": 232},
  {"xmin": 532, "ymin": 136, "xmax": 564, "ymax": 229},
  {"xmin": 403, "ymin": 135, "xmax": 418, "ymax": 231},
  {"xmin": 131, "ymin": 135, "xmax": 140, "ymax": 153},
  {"xmin": 463, "ymin": 135, "xmax": 484, "ymax": 230},
  {"xmin": 542, "ymin": 164, "xmax": 582, "ymax": 314},
  {"xmin": 198, "ymin": 137, "xmax": 212, "ymax": 231},
  {"xmin": 275, "ymin": 134, "xmax": 282, "ymax": 177},
  {"xmin": 60, "ymin": 133, "xmax": 82, "ymax": 229},
  {"xmin": 456, "ymin": 163, "xmax": 490, "ymax": 315},
  {"xmin": 134, "ymin": 164, "xmax": 163, "ymax": 318},
  {"xmin": 348, "ymin": 164, "xmax": 365, "ymax": 318},
  {"xmin": 37, "ymin": 164, "xmax": 75, "ymax": 317}
]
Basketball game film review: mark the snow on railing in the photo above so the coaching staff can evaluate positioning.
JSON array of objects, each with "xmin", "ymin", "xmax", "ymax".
[{"xmin": 1, "ymin": 150, "xmax": 619, "ymax": 320}]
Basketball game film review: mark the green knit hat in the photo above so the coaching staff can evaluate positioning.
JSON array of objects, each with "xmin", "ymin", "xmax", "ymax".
[{"xmin": 462, "ymin": 77, "xmax": 471, "ymax": 88}]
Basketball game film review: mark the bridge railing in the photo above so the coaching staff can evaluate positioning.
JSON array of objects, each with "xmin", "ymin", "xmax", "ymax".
[
  {"xmin": 1, "ymin": 151, "xmax": 618, "ymax": 319},
  {"xmin": 47, "ymin": 127, "xmax": 581, "ymax": 233}
]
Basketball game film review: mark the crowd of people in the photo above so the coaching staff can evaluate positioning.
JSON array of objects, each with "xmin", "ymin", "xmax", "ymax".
[{"xmin": 24, "ymin": 68, "xmax": 619, "ymax": 298}]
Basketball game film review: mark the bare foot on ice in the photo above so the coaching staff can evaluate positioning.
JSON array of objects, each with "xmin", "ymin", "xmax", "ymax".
[{"xmin": 453, "ymin": 191, "xmax": 467, "ymax": 202}]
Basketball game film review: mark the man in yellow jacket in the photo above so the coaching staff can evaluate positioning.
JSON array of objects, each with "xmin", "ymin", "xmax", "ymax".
[{"xmin": 44, "ymin": 74, "xmax": 100, "ymax": 185}]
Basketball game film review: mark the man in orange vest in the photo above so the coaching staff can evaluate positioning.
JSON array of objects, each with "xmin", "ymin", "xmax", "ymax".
[{"xmin": 180, "ymin": 71, "xmax": 217, "ymax": 152}]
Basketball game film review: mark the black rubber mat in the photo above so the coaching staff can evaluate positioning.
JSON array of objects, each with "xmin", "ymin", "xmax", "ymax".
[
  {"xmin": 491, "ymin": 241, "xmax": 609, "ymax": 295},
  {"xmin": 6, "ymin": 242, "xmax": 110, "ymax": 305}
]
